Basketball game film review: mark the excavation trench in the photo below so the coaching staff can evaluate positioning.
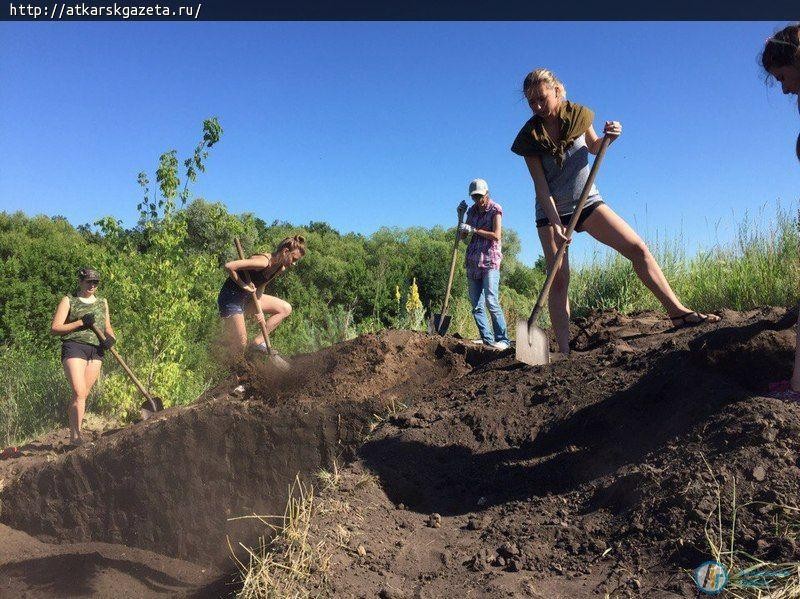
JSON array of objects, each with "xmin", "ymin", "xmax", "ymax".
[{"xmin": 0, "ymin": 330, "xmax": 476, "ymax": 568}]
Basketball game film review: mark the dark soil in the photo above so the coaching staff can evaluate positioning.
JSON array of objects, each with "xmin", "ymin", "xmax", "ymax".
[
  {"xmin": 297, "ymin": 307, "xmax": 800, "ymax": 598},
  {"xmin": 1, "ymin": 311, "xmax": 798, "ymax": 598},
  {"xmin": 0, "ymin": 330, "xmax": 474, "ymax": 597}
]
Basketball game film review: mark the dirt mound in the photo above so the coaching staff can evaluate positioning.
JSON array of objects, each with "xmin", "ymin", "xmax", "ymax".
[
  {"xmin": 2, "ymin": 313, "xmax": 798, "ymax": 597},
  {"xmin": 287, "ymin": 308, "xmax": 800, "ymax": 598},
  {"xmin": 0, "ymin": 329, "xmax": 474, "ymax": 596},
  {"xmin": 690, "ymin": 306, "xmax": 798, "ymax": 392},
  {"xmin": 237, "ymin": 328, "xmax": 481, "ymax": 403}
]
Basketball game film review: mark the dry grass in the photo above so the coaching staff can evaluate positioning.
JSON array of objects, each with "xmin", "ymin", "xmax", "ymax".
[
  {"xmin": 367, "ymin": 397, "xmax": 408, "ymax": 438},
  {"xmin": 698, "ymin": 456, "xmax": 800, "ymax": 598},
  {"xmin": 231, "ymin": 476, "xmax": 332, "ymax": 599},
  {"xmin": 315, "ymin": 461, "xmax": 341, "ymax": 494},
  {"xmin": 231, "ymin": 466, "xmax": 372, "ymax": 598}
]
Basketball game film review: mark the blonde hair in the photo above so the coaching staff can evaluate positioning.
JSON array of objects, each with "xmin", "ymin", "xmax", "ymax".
[
  {"xmin": 522, "ymin": 68, "xmax": 566, "ymax": 101},
  {"xmin": 275, "ymin": 234, "xmax": 307, "ymax": 256}
]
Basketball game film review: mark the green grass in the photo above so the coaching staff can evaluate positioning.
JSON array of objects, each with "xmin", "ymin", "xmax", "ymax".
[
  {"xmin": 568, "ymin": 206, "xmax": 799, "ymax": 317},
  {"xmin": 0, "ymin": 343, "xmax": 69, "ymax": 446},
  {"xmin": 485, "ymin": 206, "xmax": 799, "ymax": 337},
  {"xmin": 1, "ymin": 207, "xmax": 797, "ymax": 444}
]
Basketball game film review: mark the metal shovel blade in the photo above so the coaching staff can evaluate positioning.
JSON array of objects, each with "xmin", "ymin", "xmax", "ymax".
[
  {"xmin": 245, "ymin": 344, "xmax": 291, "ymax": 372},
  {"xmin": 515, "ymin": 319, "xmax": 550, "ymax": 366},
  {"xmin": 268, "ymin": 352, "xmax": 291, "ymax": 372},
  {"xmin": 428, "ymin": 313, "xmax": 452, "ymax": 336},
  {"xmin": 140, "ymin": 396, "xmax": 165, "ymax": 421}
]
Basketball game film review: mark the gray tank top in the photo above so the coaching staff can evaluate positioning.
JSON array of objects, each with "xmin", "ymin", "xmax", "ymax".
[{"xmin": 536, "ymin": 133, "xmax": 602, "ymax": 220}]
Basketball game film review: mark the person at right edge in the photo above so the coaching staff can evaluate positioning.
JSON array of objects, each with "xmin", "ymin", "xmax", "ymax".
[
  {"xmin": 511, "ymin": 68, "xmax": 720, "ymax": 355},
  {"xmin": 761, "ymin": 24, "xmax": 800, "ymax": 401}
]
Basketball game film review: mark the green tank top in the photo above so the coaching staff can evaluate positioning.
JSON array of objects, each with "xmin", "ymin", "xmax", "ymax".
[{"xmin": 62, "ymin": 295, "xmax": 108, "ymax": 346}]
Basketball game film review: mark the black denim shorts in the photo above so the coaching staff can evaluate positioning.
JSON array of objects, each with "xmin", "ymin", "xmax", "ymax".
[
  {"xmin": 61, "ymin": 340, "xmax": 104, "ymax": 361},
  {"xmin": 535, "ymin": 201, "xmax": 605, "ymax": 232}
]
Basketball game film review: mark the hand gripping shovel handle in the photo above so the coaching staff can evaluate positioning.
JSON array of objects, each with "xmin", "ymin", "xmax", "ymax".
[
  {"xmin": 89, "ymin": 323, "xmax": 159, "ymax": 413},
  {"xmin": 527, "ymin": 135, "xmax": 612, "ymax": 328},
  {"xmin": 439, "ymin": 205, "xmax": 468, "ymax": 319},
  {"xmin": 233, "ymin": 238, "xmax": 274, "ymax": 351}
]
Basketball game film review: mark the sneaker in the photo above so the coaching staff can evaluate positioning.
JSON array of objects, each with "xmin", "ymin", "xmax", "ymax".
[
  {"xmin": 471, "ymin": 339, "xmax": 484, "ymax": 345},
  {"xmin": 491, "ymin": 341, "xmax": 510, "ymax": 350},
  {"xmin": 251, "ymin": 342, "xmax": 269, "ymax": 353}
]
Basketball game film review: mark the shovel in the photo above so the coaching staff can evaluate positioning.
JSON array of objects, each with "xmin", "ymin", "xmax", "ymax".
[
  {"xmin": 429, "ymin": 202, "xmax": 468, "ymax": 335},
  {"xmin": 516, "ymin": 135, "xmax": 612, "ymax": 366},
  {"xmin": 89, "ymin": 324, "xmax": 164, "ymax": 420},
  {"xmin": 233, "ymin": 238, "xmax": 290, "ymax": 371}
]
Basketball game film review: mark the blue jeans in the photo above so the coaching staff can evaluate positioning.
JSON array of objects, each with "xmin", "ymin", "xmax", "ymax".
[{"xmin": 467, "ymin": 269, "xmax": 510, "ymax": 344}]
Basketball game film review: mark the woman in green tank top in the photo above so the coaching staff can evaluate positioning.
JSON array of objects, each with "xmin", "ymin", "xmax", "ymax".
[{"xmin": 50, "ymin": 267, "xmax": 116, "ymax": 446}]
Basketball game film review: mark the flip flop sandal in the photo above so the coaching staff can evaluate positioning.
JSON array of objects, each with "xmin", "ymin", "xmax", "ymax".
[{"xmin": 669, "ymin": 311, "xmax": 713, "ymax": 329}]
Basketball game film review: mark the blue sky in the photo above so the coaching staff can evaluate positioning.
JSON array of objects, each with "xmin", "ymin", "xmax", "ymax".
[{"xmin": 1, "ymin": 22, "xmax": 798, "ymax": 264}]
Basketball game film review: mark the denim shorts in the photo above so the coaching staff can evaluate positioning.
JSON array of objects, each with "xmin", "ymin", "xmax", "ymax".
[
  {"xmin": 61, "ymin": 340, "xmax": 104, "ymax": 361},
  {"xmin": 536, "ymin": 201, "xmax": 605, "ymax": 232},
  {"xmin": 217, "ymin": 285, "xmax": 250, "ymax": 318}
]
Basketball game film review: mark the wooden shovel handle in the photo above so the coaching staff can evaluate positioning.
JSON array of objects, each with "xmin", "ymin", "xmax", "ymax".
[
  {"xmin": 89, "ymin": 323, "xmax": 152, "ymax": 402},
  {"xmin": 528, "ymin": 136, "xmax": 612, "ymax": 327},
  {"xmin": 440, "ymin": 206, "xmax": 467, "ymax": 317},
  {"xmin": 233, "ymin": 238, "xmax": 273, "ymax": 350}
]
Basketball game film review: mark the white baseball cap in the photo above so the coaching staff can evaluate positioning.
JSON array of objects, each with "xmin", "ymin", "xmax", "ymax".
[{"xmin": 468, "ymin": 178, "xmax": 489, "ymax": 197}]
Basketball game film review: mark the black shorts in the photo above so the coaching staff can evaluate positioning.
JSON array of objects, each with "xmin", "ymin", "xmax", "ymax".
[
  {"xmin": 536, "ymin": 201, "xmax": 605, "ymax": 233},
  {"xmin": 61, "ymin": 340, "xmax": 104, "ymax": 361}
]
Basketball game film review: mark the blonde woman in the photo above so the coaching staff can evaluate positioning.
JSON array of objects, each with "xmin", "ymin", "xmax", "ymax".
[{"xmin": 511, "ymin": 68, "xmax": 720, "ymax": 354}]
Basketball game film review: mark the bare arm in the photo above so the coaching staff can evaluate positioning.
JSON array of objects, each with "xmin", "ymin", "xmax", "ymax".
[
  {"xmin": 524, "ymin": 155, "xmax": 561, "ymax": 226},
  {"xmin": 50, "ymin": 296, "xmax": 83, "ymax": 336},
  {"xmin": 585, "ymin": 122, "xmax": 621, "ymax": 154},
  {"xmin": 472, "ymin": 213, "xmax": 502, "ymax": 242},
  {"xmin": 224, "ymin": 255, "xmax": 271, "ymax": 290}
]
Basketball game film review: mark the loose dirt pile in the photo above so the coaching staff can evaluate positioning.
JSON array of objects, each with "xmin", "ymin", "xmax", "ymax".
[
  {"xmin": 1, "ymin": 313, "xmax": 798, "ymax": 597},
  {"xmin": 286, "ymin": 307, "xmax": 800, "ymax": 598},
  {"xmin": 0, "ymin": 330, "xmax": 474, "ymax": 597}
]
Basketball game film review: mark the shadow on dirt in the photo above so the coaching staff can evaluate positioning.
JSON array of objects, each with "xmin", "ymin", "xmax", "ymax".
[
  {"xmin": 689, "ymin": 309, "xmax": 797, "ymax": 392},
  {"xmin": 360, "ymin": 347, "xmax": 753, "ymax": 516},
  {"xmin": 0, "ymin": 553, "xmax": 194, "ymax": 597}
]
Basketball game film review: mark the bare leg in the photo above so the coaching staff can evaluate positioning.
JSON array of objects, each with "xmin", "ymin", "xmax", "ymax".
[
  {"xmin": 223, "ymin": 313, "xmax": 249, "ymax": 348},
  {"xmin": 78, "ymin": 359, "xmax": 102, "ymax": 438},
  {"xmin": 581, "ymin": 204, "xmax": 719, "ymax": 322},
  {"xmin": 249, "ymin": 295, "xmax": 293, "ymax": 345},
  {"xmin": 537, "ymin": 226, "xmax": 572, "ymax": 354},
  {"xmin": 62, "ymin": 358, "xmax": 88, "ymax": 444}
]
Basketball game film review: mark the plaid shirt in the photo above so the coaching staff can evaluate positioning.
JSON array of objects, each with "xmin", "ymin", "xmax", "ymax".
[{"xmin": 465, "ymin": 199, "xmax": 503, "ymax": 278}]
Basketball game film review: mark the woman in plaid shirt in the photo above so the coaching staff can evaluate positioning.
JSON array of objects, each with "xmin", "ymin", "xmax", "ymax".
[{"xmin": 458, "ymin": 178, "xmax": 511, "ymax": 350}]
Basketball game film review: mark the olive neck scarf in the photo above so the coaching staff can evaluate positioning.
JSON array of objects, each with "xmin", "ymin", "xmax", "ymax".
[{"xmin": 511, "ymin": 100, "xmax": 594, "ymax": 167}]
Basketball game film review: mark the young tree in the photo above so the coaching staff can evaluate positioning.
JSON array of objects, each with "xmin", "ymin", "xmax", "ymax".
[{"xmin": 95, "ymin": 118, "xmax": 224, "ymax": 416}]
